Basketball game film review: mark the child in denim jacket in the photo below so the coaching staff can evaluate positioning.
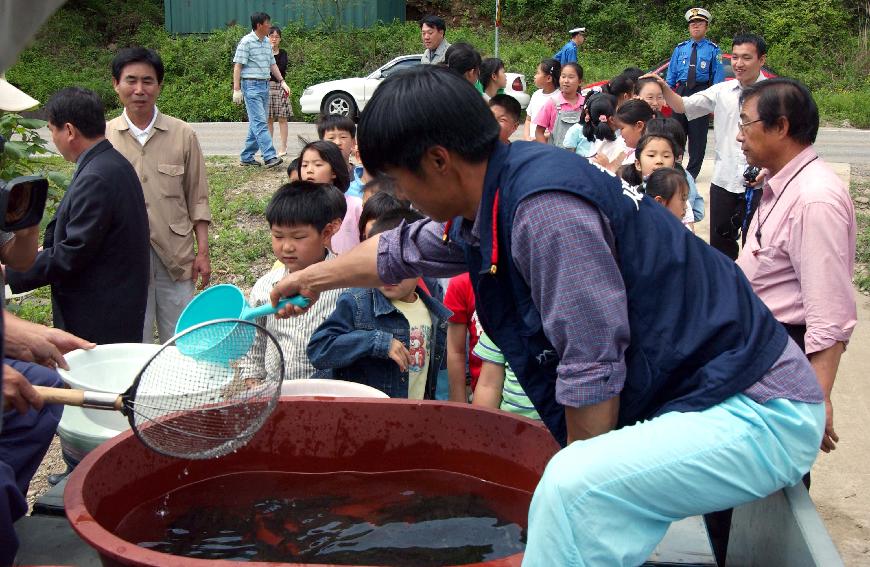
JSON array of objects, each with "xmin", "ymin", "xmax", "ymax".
[{"xmin": 307, "ymin": 210, "xmax": 451, "ymax": 398}]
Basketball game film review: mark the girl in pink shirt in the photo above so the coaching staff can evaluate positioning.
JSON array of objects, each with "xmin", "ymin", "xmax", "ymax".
[
  {"xmin": 534, "ymin": 62, "xmax": 584, "ymax": 146},
  {"xmin": 297, "ymin": 140, "xmax": 362, "ymax": 254}
]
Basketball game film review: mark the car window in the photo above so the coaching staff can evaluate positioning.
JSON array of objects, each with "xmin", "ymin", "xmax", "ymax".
[{"xmin": 381, "ymin": 58, "xmax": 421, "ymax": 79}]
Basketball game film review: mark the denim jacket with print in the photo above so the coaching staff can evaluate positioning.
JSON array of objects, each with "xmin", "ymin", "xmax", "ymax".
[{"xmin": 307, "ymin": 286, "xmax": 452, "ymax": 398}]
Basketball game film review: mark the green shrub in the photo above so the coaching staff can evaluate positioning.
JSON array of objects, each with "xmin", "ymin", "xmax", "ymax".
[
  {"xmin": 816, "ymin": 90, "xmax": 870, "ymax": 128},
  {"xmin": 0, "ymin": 114, "xmax": 69, "ymax": 214},
  {"xmin": 5, "ymin": 0, "xmax": 868, "ymax": 126}
]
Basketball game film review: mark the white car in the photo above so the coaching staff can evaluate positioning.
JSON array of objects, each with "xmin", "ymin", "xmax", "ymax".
[{"xmin": 299, "ymin": 54, "xmax": 530, "ymax": 119}]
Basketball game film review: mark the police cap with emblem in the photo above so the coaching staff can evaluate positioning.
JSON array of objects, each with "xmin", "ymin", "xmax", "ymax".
[
  {"xmin": 569, "ymin": 27, "xmax": 587, "ymax": 36},
  {"xmin": 685, "ymin": 8, "xmax": 711, "ymax": 23}
]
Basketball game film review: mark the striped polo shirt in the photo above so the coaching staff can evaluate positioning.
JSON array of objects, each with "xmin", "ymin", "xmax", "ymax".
[
  {"xmin": 246, "ymin": 257, "xmax": 345, "ymax": 380},
  {"xmin": 233, "ymin": 31, "xmax": 275, "ymax": 80},
  {"xmin": 474, "ymin": 332, "xmax": 541, "ymax": 421}
]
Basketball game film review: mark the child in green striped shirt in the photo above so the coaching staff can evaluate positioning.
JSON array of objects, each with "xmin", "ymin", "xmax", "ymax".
[{"xmin": 471, "ymin": 331, "xmax": 541, "ymax": 421}]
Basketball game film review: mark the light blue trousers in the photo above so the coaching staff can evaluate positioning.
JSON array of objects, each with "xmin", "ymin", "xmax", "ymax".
[
  {"xmin": 240, "ymin": 78, "xmax": 276, "ymax": 162},
  {"xmin": 523, "ymin": 394, "xmax": 825, "ymax": 567}
]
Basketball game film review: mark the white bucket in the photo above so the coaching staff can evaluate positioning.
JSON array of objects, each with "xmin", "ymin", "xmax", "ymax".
[
  {"xmin": 57, "ymin": 406, "xmax": 126, "ymax": 463},
  {"xmin": 57, "ymin": 343, "xmax": 162, "ymax": 432},
  {"xmin": 280, "ymin": 379, "xmax": 388, "ymax": 398}
]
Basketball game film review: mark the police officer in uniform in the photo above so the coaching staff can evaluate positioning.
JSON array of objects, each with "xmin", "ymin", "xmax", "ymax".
[
  {"xmin": 666, "ymin": 8, "xmax": 723, "ymax": 180},
  {"xmin": 553, "ymin": 27, "xmax": 586, "ymax": 65}
]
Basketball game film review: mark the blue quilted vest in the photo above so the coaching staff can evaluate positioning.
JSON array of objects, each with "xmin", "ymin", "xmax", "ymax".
[{"xmin": 449, "ymin": 142, "xmax": 787, "ymax": 446}]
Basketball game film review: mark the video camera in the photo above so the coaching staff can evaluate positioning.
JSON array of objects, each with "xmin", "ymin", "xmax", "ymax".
[{"xmin": 0, "ymin": 133, "xmax": 48, "ymax": 231}]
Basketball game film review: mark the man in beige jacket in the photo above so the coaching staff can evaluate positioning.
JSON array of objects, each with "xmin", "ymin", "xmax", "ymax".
[{"xmin": 106, "ymin": 47, "xmax": 212, "ymax": 343}]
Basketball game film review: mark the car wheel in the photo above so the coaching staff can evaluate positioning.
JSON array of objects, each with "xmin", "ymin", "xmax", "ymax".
[{"xmin": 322, "ymin": 92, "xmax": 356, "ymax": 119}]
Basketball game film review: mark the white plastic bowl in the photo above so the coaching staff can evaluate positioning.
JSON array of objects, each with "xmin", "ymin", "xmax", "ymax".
[
  {"xmin": 57, "ymin": 406, "xmax": 126, "ymax": 463},
  {"xmin": 57, "ymin": 343, "xmax": 162, "ymax": 431},
  {"xmin": 280, "ymin": 379, "xmax": 388, "ymax": 398},
  {"xmin": 58, "ymin": 343, "xmax": 162, "ymax": 391}
]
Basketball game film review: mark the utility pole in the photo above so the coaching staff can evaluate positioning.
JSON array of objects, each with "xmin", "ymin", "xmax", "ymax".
[{"xmin": 494, "ymin": 0, "xmax": 501, "ymax": 57}]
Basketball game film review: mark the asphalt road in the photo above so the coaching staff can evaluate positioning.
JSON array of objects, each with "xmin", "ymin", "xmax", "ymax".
[{"xmin": 36, "ymin": 123, "xmax": 870, "ymax": 164}]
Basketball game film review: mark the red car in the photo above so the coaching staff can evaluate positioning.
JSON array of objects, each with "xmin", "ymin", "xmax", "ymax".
[{"xmin": 582, "ymin": 53, "xmax": 777, "ymax": 116}]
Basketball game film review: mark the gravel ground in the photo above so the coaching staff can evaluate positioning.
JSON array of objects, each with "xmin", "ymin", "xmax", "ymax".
[{"xmin": 26, "ymin": 436, "xmax": 64, "ymax": 511}]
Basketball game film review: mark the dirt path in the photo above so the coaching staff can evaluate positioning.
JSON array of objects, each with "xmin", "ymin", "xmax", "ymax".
[{"xmin": 810, "ymin": 164, "xmax": 870, "ymax": 566}]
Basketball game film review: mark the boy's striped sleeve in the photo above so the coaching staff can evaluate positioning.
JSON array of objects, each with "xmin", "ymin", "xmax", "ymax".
[{"xmin": 472, "ymin": 332, "xmax": 505, "ymax": 366}]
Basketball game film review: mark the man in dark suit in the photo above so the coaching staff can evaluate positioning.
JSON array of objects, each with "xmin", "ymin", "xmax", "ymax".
[{"xmin": 6, "ymin": 87, "xmax": 150, "ymax": 344}]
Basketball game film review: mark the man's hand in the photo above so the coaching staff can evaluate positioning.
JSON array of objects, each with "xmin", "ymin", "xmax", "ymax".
[
  {"xmin": 388, "ymin": 338, "xmax": 411, "ymax": 372},
  {"xmin": 192, "ymin": 252, "xmax": 212, "ymax": 290},
  {"xmin": 640, "ymin": 72, "xmax": 685, "ymax": 114},
  {"xmin": 640, "ymin": 72, "xmax": 669, "ymax": 91},
  {"xmin": 4, "ymin": 312, "xmax": 95, "ymax": 370},
  {"xmin": 270, "ymin": 270, "xmax": 320, "ymax": 318},
  {"xmin": 232, "ymin": 89, "xmax": 244, "ymax": 105},
  {"xmin": 821, "ymin": 398, "xmax": 838, "ymax": 452},
  {"xmin": 21, "ymin": 329, "xmax": 91, "ymax": 370},
  {"xmin": 2, "ymin": 364, "xmax": 43, "ymax": 414},
  {"xmin": 750, "ymin": 169, "xmax": 768, "ymax": 188},
  {"xmin": 808, "ymin": 342, "xmax": 845, "ymax": 454}
]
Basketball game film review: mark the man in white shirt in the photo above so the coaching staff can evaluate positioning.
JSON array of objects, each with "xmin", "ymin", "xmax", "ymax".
[{"xmin": 650, "ymin": 33, "xmax": 768, "ymax": 260}]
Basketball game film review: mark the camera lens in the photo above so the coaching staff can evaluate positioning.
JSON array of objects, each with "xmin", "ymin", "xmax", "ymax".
[{"xmin": 6, "ymin": 182, "xmax": 33, "ymax": 223}]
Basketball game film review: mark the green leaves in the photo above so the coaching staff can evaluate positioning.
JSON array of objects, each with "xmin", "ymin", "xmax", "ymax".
[
  {"xmin": 14, "ymin": 118, "xmax": 47, "ymax": 130},
  {"xmin": 4, "ymin": 0, "xmax": 866, "ymax": 127},
  {"xmin": 0, "ymin": 113, "xmax": 68, "ymax": 215},
  {"xmin": 2, "ymin": 141, "xmax": 28, "ymax": 160}
]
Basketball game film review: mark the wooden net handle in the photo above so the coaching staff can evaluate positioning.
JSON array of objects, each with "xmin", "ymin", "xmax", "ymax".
[{"xmin": 32, "ymin": 386, "xmax": 123, "ymax": 411}]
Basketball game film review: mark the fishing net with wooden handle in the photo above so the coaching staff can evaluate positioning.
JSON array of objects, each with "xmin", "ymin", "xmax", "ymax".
[{"xmin": 123, "ymin": 318, "xmax": 285, "ymax": 459}]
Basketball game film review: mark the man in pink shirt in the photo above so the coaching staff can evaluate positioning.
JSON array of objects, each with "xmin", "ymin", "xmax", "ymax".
[{"xmin": 736, "ymin": 78, "xmax": 857, "ymax": 454}]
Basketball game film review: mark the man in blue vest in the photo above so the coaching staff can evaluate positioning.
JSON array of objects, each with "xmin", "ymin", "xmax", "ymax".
[
  {"xmin": 553, "ymin": 27, "xmax": 586, "ymax": 65},
  {"xmin": 667, "ymin": 7, "xmax": 724, "ymax": 180},
  {"xmin": 269, "ymin": 66, "xmax": 824, "ymax": 564}
]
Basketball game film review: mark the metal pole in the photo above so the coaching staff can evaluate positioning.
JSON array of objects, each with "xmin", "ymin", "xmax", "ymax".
[{"xmin": 494, "ymin": 0, "xmax": 500, "ymax": 57}]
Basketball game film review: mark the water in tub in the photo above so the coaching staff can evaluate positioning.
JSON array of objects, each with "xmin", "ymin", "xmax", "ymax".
[{"xmin": 114, "ymin": 469, "xmax": 529, "ymax": 565}]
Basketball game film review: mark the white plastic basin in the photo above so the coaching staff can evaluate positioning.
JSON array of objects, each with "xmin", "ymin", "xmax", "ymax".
[
  {"xmin": 57, "ymin": 343, "xmax": 162, "ymax": 431},
  {"xmin": 57, "ymin": 406, "xmax": 126, "ymax": 463},
  {"xmin": 280, "ymin": 379, "xmax": 388, "ymax": 398}
]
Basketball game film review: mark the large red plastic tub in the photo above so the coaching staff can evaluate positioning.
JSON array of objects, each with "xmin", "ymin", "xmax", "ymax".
[{"xmin": 65, "ymin": 397, "xmax": 560, "ymax": 567}]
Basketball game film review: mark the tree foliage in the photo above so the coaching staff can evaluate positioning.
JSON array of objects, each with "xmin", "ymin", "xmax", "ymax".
[{"xmin": 5, "ymin": 0, "xmax": 868, "ymax": 125}]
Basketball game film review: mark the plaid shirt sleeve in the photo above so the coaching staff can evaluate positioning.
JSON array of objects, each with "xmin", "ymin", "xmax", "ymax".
[
  {"xmin": 511, "ymin": 191, "xmax": 630, "ymax": 408},
  {"xmin": 376, "ymin": 219, "xmax": 469, "ymax": 283}
]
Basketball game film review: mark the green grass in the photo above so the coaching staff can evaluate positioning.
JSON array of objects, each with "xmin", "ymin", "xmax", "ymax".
[
  {"xmin": 205, "ymin": 158, "xmax": 278, "ymax": 288},
  {"xmin": 10, "ymin": 157, "xmax": 282, "ymax": 324},
  {"xmin": 5, "ymin": 287, "xmax": 53, "ymax": 326},
  {"xmin": 817, "ymin": 90, "xmax": 870, "ymax": 129}
]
